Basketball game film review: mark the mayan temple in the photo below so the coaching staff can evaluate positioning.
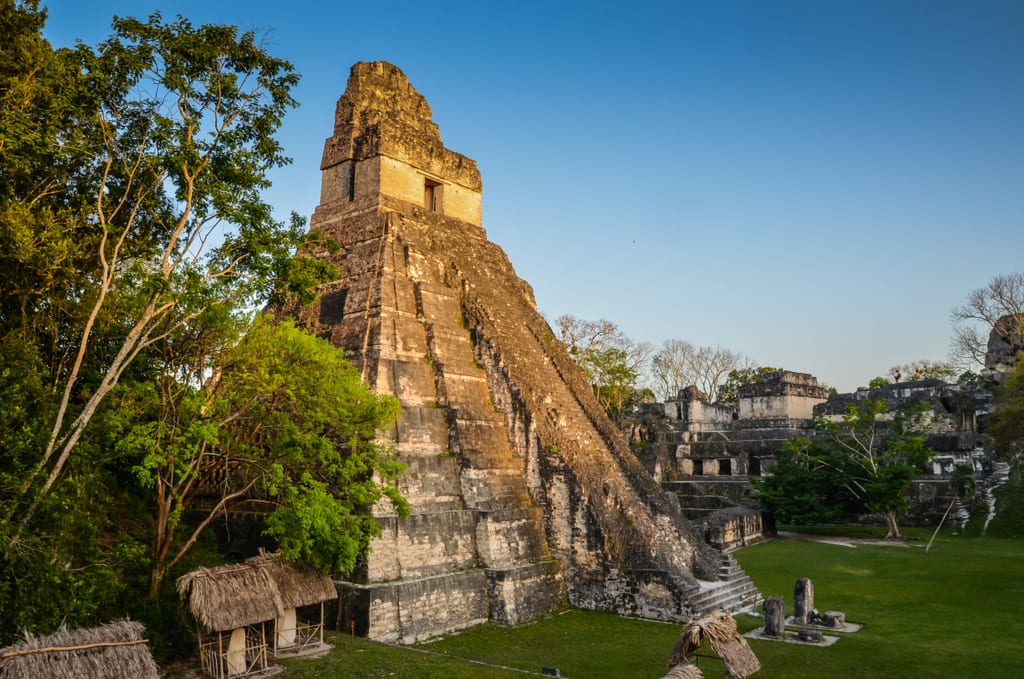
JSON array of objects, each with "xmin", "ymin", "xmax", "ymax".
[{"xmin": 284, "ymin": 61, "xmax": 756, "ymax": 643}]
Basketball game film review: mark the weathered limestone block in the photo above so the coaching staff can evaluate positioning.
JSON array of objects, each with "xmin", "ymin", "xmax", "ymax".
[
  {"xmin": 701, "ymin": 507, "xmax": 764, "ymax": 551},
  {"xmin": 459, "ymin": 468, "xmax": 531, "ymax": 510},
  {"xmin": 793, "ymin": 578, "xmax": 814, "ymax": 625},
  {"xmin": 392, "ymin": 406, "xmax": 449, "ymax": 457},
  {"xmin": 822, "ymin": 611, "xmax": 845, "ymax": 628},
  {"xmin": 365, "ymin": 511, "xmax": 478, "ymax": 581},
  {"xmin": 985, "ymin": 314, "xmax": 1024, "ymax": 381},
  {"xmin": 385, "ymin": 454, "xmax": 462, "ymax": 511},
  {"xmin": 475, "ymin": 508, "xmax": 549, "ymax": 568},
  {"xmin": 763, "ymin": 596, "xmax": 786, "ymax": 638},
  {"xmin": 336, "ymin": 570, "xmax": 490, "ymax": 643},
  {"xmin": 488, "ymin": 561, "xmax": 566, "ymax": 625}
]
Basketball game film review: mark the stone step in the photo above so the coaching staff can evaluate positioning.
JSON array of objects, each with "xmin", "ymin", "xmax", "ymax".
[
  {"xmin": 687, "ymin": 579, "xmax": 761, "ymax": 617},
  {"xmin": 685, "ymin": 555, "xmax": 761, "ymax": 617}
]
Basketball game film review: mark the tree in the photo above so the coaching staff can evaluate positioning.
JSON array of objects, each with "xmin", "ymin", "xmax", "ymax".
[
  {"xmin": 555, "ymin": 315, "xmax": 652, "ymax": 417},
  {"xmin": 122, "ymin": 317, "xmax": 406, "ymax": 597},
  {"xmin": 950, "ymin": 272, "xmax": 1024, "ymax": 372},
  {"xmin": 650, "ymin": 339, "xmax": 752, "ymax": 401},
  {"xmin": 1, "ymin": 9, "xmax": 336, "ymax": 555},
  {"xmin": 753, "ymin": 400, "xmax": 932, "ymax": 539},
  {"xmin": 649, "ymin": 339, "xmax": 693, "ymax": 400},
  {"xmin": 751, "ymin": 439, "xmax": 853, "ymax": 529},
  {"xmin": 888, "ymin": 360, "xmax": 957, "ymax": 383},
  {"xmin": 715, "ymin": 366, "xmax": 783, "ymax": 405}
]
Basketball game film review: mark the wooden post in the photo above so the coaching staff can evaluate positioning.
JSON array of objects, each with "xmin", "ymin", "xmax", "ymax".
[{"xmin": 261, "ymin": 623, "xmax": 267, "ymax": 671}]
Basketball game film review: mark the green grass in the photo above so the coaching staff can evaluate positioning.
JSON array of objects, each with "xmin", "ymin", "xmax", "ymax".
[
  {"xmin": 280, "ymin": 528, "xmax": 1024, "ymax": 678},
  {"xmin": 733, "ymin": 529, "xmax": 1024, "ymax": 678}
]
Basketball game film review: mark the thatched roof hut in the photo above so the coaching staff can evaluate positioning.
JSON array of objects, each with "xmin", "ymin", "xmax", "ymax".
[
  {"xmin": 667, "ymin": 610, "xmax": 761, "ymax": 678},
  {"xmin": 0, "ymin": 619, "xmax": 158, "ymax": 679},
  {"xmin": 249, "ymin": 553, "xmax": 336, "ymax": 610},
  {"xmin": 177, "ymin": 553, "xmax": 337, "ymax": 633},
  {"xmin": 177, "ymin": 560, "xmax": 284, "ymax": 633}
]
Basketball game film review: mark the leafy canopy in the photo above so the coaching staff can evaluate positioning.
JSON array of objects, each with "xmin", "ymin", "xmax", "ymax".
[{"xmin": 754, "ymin": 400, "xmax": 931, "ymax": 538}]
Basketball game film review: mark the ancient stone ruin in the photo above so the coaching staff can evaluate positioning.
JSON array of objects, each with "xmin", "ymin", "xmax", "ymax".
[
  {"xmin": 793, "ymin": 578, "xmax": 813, "ymax": 626},
  {"xmin": 281, "ymin": 61, "xmax": 757, "ymax": 643},
  {"xmin": 762, "ymin": 596, "xmax": 785, "ymax": 638},
  {"xmin": 631, "ymin": 369, "xmax": 996, "ymax": 530}
]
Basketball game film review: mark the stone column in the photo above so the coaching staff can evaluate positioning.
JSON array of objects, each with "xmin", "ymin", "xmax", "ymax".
[
  {"xmin": 794, "ymin": 578, "xmax": 814, "ymax": 625},
  {"xmin": 763, "ymin": 595, "xmax": 785, "ymax": 638}
]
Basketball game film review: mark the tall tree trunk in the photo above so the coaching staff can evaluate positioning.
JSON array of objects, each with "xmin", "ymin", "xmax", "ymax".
[{"xmin": 883, "ymin": 511, "xmax": 902, "ymax": 540}]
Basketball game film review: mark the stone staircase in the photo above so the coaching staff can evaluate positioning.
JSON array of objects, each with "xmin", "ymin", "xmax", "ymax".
[{"xmin": 685, "ymin": 553, "xmax": 761, "ymax": 617}]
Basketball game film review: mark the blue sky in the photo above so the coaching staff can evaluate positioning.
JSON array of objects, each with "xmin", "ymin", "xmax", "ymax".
[{"xmin": 41, "ymin": 1, "xmax": 1023, "ymax": 392}]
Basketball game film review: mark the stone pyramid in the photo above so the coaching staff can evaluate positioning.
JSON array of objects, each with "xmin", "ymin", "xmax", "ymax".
[{"xmin": 286, "ymin": 61, "xmax": 722, "ymax": 643}]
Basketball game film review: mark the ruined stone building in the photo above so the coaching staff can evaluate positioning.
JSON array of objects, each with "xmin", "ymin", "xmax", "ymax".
[
  {"xmin": 630, "ymin": 371, "xmax": 828, "ymax": 547},
  {"xmin": 281, "ymin": 62, "xmax": 758, "ymax": 643},
  {"xmin": 631, "ymin": 370, "xmax": 994, "ymax": 529}
]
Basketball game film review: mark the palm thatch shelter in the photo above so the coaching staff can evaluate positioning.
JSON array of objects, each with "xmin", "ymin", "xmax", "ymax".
[
  {"xmin": 666, "ymin": 610, "xmax": 761, "ymax": 678},
  {"xmin": 177, "ymin": 553, "xmax": 336, "ymax": 678},
  {"xmin": 0, "ymin": 619, "xmax": 158, "ymax": 679},
  {"xmin": 661, "ymin": 663, "xmax": 704, "ymax": 679},
  {"xmin": 248, "ymin": 552, "xmax": 337, "ymax": 654}
]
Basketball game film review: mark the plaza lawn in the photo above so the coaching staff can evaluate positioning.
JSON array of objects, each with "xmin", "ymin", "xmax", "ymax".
[{"xmin": 279, "ymin": 529, "xmax": 1024, "ymax": 678}]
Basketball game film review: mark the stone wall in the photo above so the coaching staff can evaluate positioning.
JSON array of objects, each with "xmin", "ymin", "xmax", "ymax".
[
  {"xmin": 737, "ymin": 371, "xmax": 829, "ymax": 421},
  {"xmin": 629, "ymin": 370, "xmax": 996, "ymax": 531},
  {"xmin": 699, "ymin": 507, "xmax": 765, "ymax": 551}
]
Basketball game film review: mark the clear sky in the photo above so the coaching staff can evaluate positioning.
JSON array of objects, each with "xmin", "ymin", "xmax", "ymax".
[{"xmin": 40, "ymin": 0, "xmax": 1023, "ymax": 393}]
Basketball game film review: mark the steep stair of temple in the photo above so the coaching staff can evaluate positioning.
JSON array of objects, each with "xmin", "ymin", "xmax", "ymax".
[{"xmin": 684, "ymin": 553, "xmax": 761, "ymax": 617}]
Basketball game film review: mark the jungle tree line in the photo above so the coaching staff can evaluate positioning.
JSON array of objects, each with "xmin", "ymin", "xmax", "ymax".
[
  {"xmin": 0, "ymin": 1, "xmax": 405, "ymax": 654},
  {"xmin": 554, "ymin": 314, "xmax": 765, "ymax": 420}
]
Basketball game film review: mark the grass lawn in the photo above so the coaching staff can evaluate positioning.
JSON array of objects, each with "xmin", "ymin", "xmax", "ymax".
[{"xmin": 280, "ymin": 527, "xmax": 1023, "ymax": 678}]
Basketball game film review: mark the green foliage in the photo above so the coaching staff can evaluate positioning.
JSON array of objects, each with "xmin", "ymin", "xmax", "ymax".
[
  {"xmin": 554, "ymin": 315, "xmax": 651, "ymax": 420},
  {"xmin": 0, "ymin": 4, "xmax": 386, "ymax": 655},
  {"xmin": 889, "ymin": 359, "xmax": 958, "ymax": 383},
  {"xmin": 218, "ymin": 317, "xmax": 406, "ymax": 574},
  {"xmin": 0, "ymin": 5, "xmax": 343, "ymax": 551},
  {"xmin": 118, "ymin": 317, "xmax": 405, "ymax": 594},
  {"xmin": 751, "ymin": 438, "xmax": 854, "ymax": 526},
  {"xmin": 715, "ymin": 366, "xmax": 782, "ymax": 404},
  {"xmin": 753, "ymin": 400, "xmax": 931, "ymax": 538},
  {"xmin": 986, "ymin": 354, "xmax": 1024, "ymax": 459},
  {"xmin": 868, "ymin": 376, "xmax": 891, "ymax": 389}
]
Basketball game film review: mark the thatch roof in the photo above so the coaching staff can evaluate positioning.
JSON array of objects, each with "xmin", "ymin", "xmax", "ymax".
[
  {"xmin": 248, "ymin": 553, "xmax": 337, "ymax": 609},
  {"xmin": 662, "ymin": 663, "xmax": 704, "ymax": 679},
  {"xmin": 667, "ymin": 610, "xmax": 761, "ymax": 679},
  {"xmin": 0, "ymin": 619, "xmax": 158, "ymax": 679},
  {"xmin": 178, "ymin": 560, "xmax": 284, "ymax": 632},
  {"xmin": 177, "ymin": 553, "xmax": 337, "ymax": 632}
]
